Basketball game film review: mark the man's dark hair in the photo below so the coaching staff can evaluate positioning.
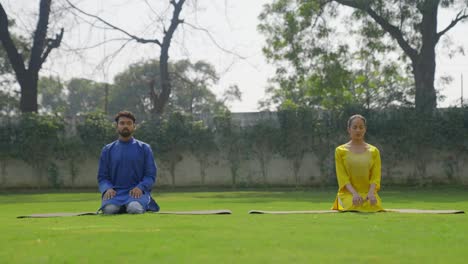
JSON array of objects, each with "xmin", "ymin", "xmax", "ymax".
[{"xmin": 114, "ymin": 111, "xmax": 136, "ymax": 123}]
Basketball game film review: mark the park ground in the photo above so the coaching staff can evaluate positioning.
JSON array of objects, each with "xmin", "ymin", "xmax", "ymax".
[{"xmin": 0, "ymin": 187, "xmax": 467, "ymax": 263}]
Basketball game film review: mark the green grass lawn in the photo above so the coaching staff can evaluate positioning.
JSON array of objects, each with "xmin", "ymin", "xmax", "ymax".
[{"xmin": 0, "ymin": 187, "xmax": 467, "ymax": 264}]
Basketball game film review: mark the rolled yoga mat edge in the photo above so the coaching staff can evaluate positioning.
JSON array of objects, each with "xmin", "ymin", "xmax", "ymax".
[{"xmin": 17, "ymin": 209, "xmax": 233, "ymax": 218}]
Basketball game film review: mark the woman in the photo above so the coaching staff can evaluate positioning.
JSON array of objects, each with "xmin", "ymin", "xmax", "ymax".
[{"xmin": 332, "ymin": 114, "xmax": 384, "ymax": 212}]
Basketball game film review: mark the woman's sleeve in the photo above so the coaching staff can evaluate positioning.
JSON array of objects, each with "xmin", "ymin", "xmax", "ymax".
[
  {"xmin": 335, "ymin": 147, "xmax": 350, "ymax": 191},
  {"xmin": 370, "ymin": 147, "xmax": 381, "ymax": 191}
]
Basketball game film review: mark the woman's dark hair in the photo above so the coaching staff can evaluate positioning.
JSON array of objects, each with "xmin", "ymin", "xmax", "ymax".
[
  {"xmin": 114, "ymin": 111, "xmax": 136, "ymax": 123},
  {"xmin": 347, "ymin": 114, "xmax": 366, "ymax": 128}
]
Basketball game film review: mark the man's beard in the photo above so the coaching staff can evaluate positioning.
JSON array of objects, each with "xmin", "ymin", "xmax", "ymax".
[{"xmin": 118, "ymin": 129, "xmax": 132, "ymax": 137}]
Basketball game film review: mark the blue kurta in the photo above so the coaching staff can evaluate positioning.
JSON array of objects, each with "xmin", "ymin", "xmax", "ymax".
[{"xmin": 97, "ymin": 137, "xmax": 160, "ymax": 212}]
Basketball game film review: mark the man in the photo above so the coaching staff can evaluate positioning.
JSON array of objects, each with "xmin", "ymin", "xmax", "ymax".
[{"xmin": 97, "ymin": 111, "xmax": 159, "ymax": 214}]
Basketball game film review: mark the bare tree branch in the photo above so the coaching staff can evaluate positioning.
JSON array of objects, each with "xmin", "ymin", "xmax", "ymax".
[
  {"xmin": 1, "ymin": 0, "xmax": 64, "ymax": 112},
  {"xmin": 143, "ymin": 0, "xmax": 166, "ymax": 24},
  {"xmin": 65, "ymin": 0, "xmax": 162, "ymax": 46},
  {"xmin": 0, "ymin": 3, "xmax": 27, "ymax": 76},
  {"xmin": 40, "ymin": 28, "xmax": 64, "ymax": 65},
  {"xmin": 437, "ymin": 9, "xmax": 468, "ymax": 42},
  {"xmin": 183, "ymin": 22, "xmax": 247, "ymax": 60},
  {"xmin": 61, "ymin": 37, "xmax": 130, "ymax": 52},
  {"xmin": 311, "ymin": 3, "xmax": 325, "ymax": 29},
  {"xmin": 333, "ymin": 0, "xmax": 418, "ymax": 61},
  {"xmin": 29, "ymin": 0, "xmax": 53, "ymax": 72},
  {"xmin": 67, "ymin": 8, "xmax": 123, "ymax": 31},
  {"xmin": 94, "ymin": 39, "xmax": 134, "ymax": 77},
  {"xmin": 153, "ymin": 0, "xmax": 186, "ymax": 113},
  {"xmin": 65, "ymin": 0, "xmax": 243, "ymax": 114}
]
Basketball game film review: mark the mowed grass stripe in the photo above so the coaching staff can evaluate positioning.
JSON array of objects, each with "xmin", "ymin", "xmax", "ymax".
[{"xmin": 0, "ymin": 188, "xmax": 466, "ymax": 263}]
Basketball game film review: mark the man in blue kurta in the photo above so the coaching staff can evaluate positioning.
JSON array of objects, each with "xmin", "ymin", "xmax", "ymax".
[{"xmin": 97, "ymin": 111, "xmax": 159, "ymax": 214}]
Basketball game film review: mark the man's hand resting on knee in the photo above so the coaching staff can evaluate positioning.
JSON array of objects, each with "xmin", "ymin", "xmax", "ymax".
[
  {"xmin": 130, "ymin": 187, "xmax": 143, "ymax": 198},
  {"xmin": 103, "ymin": 188, "xmax": 116, "ymax": 200}
]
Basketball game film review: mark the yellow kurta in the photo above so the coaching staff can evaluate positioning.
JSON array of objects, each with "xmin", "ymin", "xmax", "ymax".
[{"xmin": 332, "ymin": 144, "xmax": 384, "ymax": 212}]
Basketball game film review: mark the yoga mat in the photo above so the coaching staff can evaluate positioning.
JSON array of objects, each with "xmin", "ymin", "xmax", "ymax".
[
  {"xmin": 157, "ymin": 209, "xmax": 232, "ymax": 215},
  {"xmin": 17, "ymin": 212, "xmax": 98, "ymax": 218},
  {"xmin": 249, "ymin": 210, "xmax": 339, "ymax": 214},
  {"xmin": 17, "ymin": 209, "xmax": 232, "ymax": 218},
  {"xmin": 249, "ymin": 209, "xmax": 464, "ymax": 214},
  {"xmin": 384, "ymin": 209, "xmax": 464, "ymax": 214}
]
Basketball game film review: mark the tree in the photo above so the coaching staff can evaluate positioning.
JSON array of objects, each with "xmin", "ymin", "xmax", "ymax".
[
  {"xmin": 110, "ymin": 59, "xmax": 227, "ymax": 120},
  {"xmin": 0, "ymin": 19, "xmax": 25, "ymax": 78},
  {"xmin": 0, "ymin": 90, "xmax": 17, "ymax": 114},
  {"xmin": 171, "ymin": 60, "xmax": 223, "ymax": 115},
  {"xmin": 336, "ymin": 0, "xmax": 467, "ymax": 114},
  {"xmin": 0, "ymin": 19, "xmax": 29, "ymax": 114},
  {"xmin": 38, "ymin": 76, "xmax": 67, "ymax": 113},
  {"xmin": 0, "ymin": 0, "xmax": 64, "ymax": 112},
  {"xmin": 67, "ymin": 0, "xmax": 243, "ymax": 116},
  {"xmin": 67, "ymin": 78, "xmax": 107, "ymax": 116},
  {"xmin": 188, "ymin": 120, "xmax": 217, "ymax": 185},
  {"xmin": 277, "ymin": 105, "xmax": 317, "ymax": 187},
  {"xmin": 157, "ymin": 112, "xmax": 191, "ymax": 186},
  {"xmin": 245, "ymin": 120, "xmax": 279, "ymax": 185},
  {"xmin": 351, "ymin": 36, "xmax": 415, "ymax": 110},
  {"xmin": 37, "ymin": 76, "xmax": 107, "ymax": 116},
  {"xmin": 258, "ymin": 44, "xmax": 376, "ymax": 111},
  {"xmin": 258, "ymin": 18, "xmax": 411, "ymax": 111},
  {"xmin": 221, "ymin": 84, "xmax": 243, "ymax": 108},
  {"xmin": 259, "ymin": 0, "xmax": 468, "ymax": 115},
  {"xmin": 12, "ymin": 114, "xmax": 65, "ymax": 188},
  {"xmin": 67, "ymin": 0, "xmax": 186, "ymax": 115},
  {"xmin": 214, "ymin": 111, "xmax": 245, "ymax": 188},
  {"xmin": 108, "ymin": 60, "xmax": 159, "ymax": 120}
]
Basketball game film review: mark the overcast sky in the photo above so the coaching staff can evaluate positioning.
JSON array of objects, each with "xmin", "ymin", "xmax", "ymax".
[{"xmin": 3, "ymin": 0, "xmax": 468, "ymax": 111}]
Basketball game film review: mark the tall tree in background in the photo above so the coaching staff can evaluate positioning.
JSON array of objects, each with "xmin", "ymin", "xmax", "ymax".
[
  {"xmin": 259, "ymin": 0, "xmax": 468, "ymax": 115},
  {"xmin": 108, "ymin": 60, "xmax": 161, "ymax": 119},
  {"xmin": 38, "ymin": 76, "xmax": 67, "ymax": 113},
  {"xmin": 34, "ymin": 59, "xmax": 230, "ymax": 119},
  {"xmin": 67, "ymin": 78, "xmax": 107, "ymax": 116},
  {"xmin": 0, "ymin": 21, "xmax": 27, "ymax": 114},
  {"xmin": 171, "ymin": 60, "xmax": 228, "ymax": 115},
  {"xmin": 0, "ymin": 0, "xmax": 64, "ymax": 113},
  {"xmin": 0, "ymin": 20, "xmax": 28, "ymax": 81},
  {"xmin": 110, "ymin": 59, "xmax": 228, "ymax": 120},
  {"xmin": 67, "ymin": 0, "xmax": 186, "ymax": 115},
  {"xmin": 38, "ymin": 76, "xmax": 107, "ymax": 115}
]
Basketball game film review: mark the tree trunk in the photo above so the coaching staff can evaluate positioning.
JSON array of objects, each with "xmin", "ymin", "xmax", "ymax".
[
  {"xmin": 152, "ymin": 0, "xmax": 185, "ymax": 114},
  {"xmin": 413, "ymin": 56, "xmax": 436, "ymax": 115},
  {"xmin": 18, "ymin": 72, "xmax": 39, "ymax": 113},
  {"xmin": 333, "ymin": 0, "xmax": 449, "ymax": 116},
  {"xmin": 154, "ymin": 50, "xmax": 171, "ymax": 114},
  {"xmin": 0, "ymin": 0, "xmax": 63, "ymax": 113},
  {"xmin": 170, "ymin": 161, "xmax": 176, "ymax": 186},
  {"xmin": 412, "ymin": 0, "xmax": 438, "ymax": 115}
]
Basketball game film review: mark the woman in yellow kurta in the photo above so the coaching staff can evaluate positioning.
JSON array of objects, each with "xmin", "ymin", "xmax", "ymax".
[{"xmin": 332, "ymin": 114, "xmax": 384, "ymax": 212}]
